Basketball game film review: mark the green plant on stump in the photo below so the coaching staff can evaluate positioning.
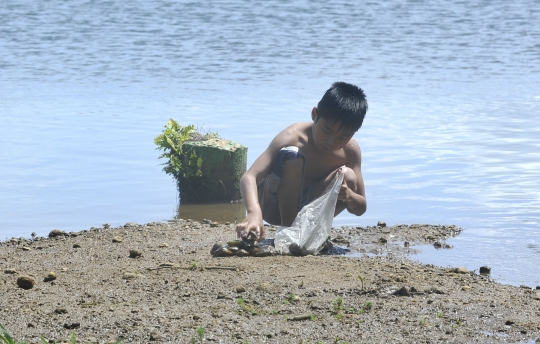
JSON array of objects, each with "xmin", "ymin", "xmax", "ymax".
[{"xmin": 154, "ymin": 119, "xmax": 203, "ymax": 179}]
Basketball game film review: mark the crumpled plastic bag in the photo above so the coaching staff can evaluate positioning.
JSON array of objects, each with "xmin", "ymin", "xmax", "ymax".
[{"xmin": 274, "ymin": 167, "xmax": 345, "ymax": 255}]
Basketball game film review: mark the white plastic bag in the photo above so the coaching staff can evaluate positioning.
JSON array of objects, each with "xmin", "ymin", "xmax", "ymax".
[{"xmin": 274, "ymin": 167, "xmax": 345, "ymax": 255}]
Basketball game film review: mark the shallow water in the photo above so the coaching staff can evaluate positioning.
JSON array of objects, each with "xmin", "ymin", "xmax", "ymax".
[{"xmin": 1, "ymin": 0, "xmax": 539, "ymax": 286}]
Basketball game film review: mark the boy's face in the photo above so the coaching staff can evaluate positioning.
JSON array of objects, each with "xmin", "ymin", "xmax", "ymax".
[{"xmin": 311, "ymin": 107, "xmax": 355, "ymax": 152}]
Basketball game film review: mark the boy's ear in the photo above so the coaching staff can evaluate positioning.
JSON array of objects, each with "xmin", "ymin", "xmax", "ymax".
[{"xmin": 311, "ymin": 107, "xmax": 318, "ymax": 121}]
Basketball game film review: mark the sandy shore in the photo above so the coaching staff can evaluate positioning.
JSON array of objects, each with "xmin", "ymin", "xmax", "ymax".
[{"xmin": 1, "ymin": 220, "xmax": 539, "ymax": 343}]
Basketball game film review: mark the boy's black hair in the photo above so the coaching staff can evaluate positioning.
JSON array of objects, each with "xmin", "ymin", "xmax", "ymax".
[{"xmin": 316, "ymin": 82, "xmax": 368, "ymax": 132}]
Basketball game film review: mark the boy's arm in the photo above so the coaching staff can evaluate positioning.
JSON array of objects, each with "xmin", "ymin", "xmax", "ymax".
[
  {"xmin": 339, "ymin": 140, "xmax": 367, "ymax": 216},
  {"xmin": 236, "ymin": 128, "xmax": 295, "ymax": 240}
]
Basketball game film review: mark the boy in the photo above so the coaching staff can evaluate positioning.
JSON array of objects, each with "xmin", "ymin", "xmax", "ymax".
[{"xmin": 236, "ymin": 82, "xmax": 368, "ymax": 241}]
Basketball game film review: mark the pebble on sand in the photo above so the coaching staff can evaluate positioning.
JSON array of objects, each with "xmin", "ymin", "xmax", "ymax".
[
  {"xmin": 16, "ymin": 276, "xmax": 35, "ymax": 290},
  {"xmin": 44, "ymin": 271, "xmax": 57, "ymax": 282},
  {"xmin": 129, "ymin": 249, "xmax": 142, "ymax": 258},
  {"xmin": 4, "ymin": 269, "xmax": 18, "ymax": 274},
  {"xmin": 112, "ymin": 236, "xmax": 123, "ymax": 243},
  {"xmin": 54, "ymin": 307, "xmax": 68, "ymax": 314},
  {"xmin": 377, "ymin": 221, "xmax": 386, "ymax": 227},
  {"xmin": 73, "ymin": 243, "xmax": 82, "ymax": 248},
  {"xmin": 453, "ymin": 267, "xmax": 469, "ymax": 274},
  {"xmin": 479, "ymin": 266, "xmax": 491, "ymax": 274}
]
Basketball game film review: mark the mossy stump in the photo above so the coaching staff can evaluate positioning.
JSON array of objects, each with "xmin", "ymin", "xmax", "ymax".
[{"xmin": 179, "ymin": 138, "xmax": 247, "ymax": 204}]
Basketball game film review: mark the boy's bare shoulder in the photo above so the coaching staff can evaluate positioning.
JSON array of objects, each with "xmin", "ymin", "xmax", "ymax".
[
  {"xmin": 272, "ymin": 122, "xmax": 312, "ymax": 146},
  {"xmin": 343, "ymin": 137, "xmax": 362, "ymax": 163}
]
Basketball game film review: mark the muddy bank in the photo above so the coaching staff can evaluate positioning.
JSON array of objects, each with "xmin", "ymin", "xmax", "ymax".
[{"xmin": 1, "ymin": 220, "xmax": 539, "ymax": 343}]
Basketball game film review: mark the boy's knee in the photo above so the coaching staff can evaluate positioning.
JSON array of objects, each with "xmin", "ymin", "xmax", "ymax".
[
  {"xmin": 342, "ymin": 167, "xmax": 358, "ymax": 191},
  {"xmin": 281, "ymin": 156, "xmax": 304, "ymax": 175}
]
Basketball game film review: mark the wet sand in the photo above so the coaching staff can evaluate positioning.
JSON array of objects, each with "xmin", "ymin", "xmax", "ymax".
[{"xmin": 1, "ymin": 220, "xmax": 539, "ymax": 343}]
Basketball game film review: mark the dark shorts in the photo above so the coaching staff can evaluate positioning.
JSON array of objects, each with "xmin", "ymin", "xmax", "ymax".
[{"xmin": 258, "ymin": 146, "xmax": 316, "ymax": 212}]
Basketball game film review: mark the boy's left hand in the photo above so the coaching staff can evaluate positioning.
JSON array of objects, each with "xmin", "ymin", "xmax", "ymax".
[{"xmin": 337, "ymin": 179, "xmax": 354, "ymax": 205}]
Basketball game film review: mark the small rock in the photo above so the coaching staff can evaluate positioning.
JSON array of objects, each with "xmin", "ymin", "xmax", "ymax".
[
  {"xmin": 505, "ymin": 319, "xmax": 516, "ymax": 325},
  {"xmin": 54, "ymin": 307, "xmax": 68, "ymax": 314},
  {"xmin": 210, "ymin": 242, "xmax": 223, "ymax": 255},
  {"xmin": 158, "ymin": 243, "xmax": 168, "ymax": 248},
  {"xmin": 433, "ymin": 241, "xmax": 442, "ymax": 249},
  {"xmin": 378, "ymin": 237, "xmax": 387, "ymax": 244},
  {"xmin": 122, "ymin": 272, "xmax": 140, "ymax": 280},
  {"xmin": 256, "ymin": 283, "xmax": 272, "ymax": 292},
  {"xmin": 149, "ymin": 333, "xmax": 160, "ymax": 341},
  {"xmin": 63, "ymin": 322, "xmax": 80, "ymax": 329},
  {"xmin": 60, "ymin": 267, "xmax": 68, "ymax": 272},
  {"xmin": 73, "ymin": 243, "xmax": 82, "ymax": 248},
  {"xmin": 192, "ymin": 315, "xmax": 200, "ymax": 320},
  {"xmin": 236, "ymin": 286, "xmax": 246, "ymax": 293},
  {"xmin": 112, "ymin": 236, "xmax": 123, "ymax": 243},
  {"xmin": 453, "ymin": 267, "xmax": 468, "ymax": 274},
  {"xmin": 4, "ymin": 269, "xmax": 18, "ymax": 274},
  {"xmin": 479, "ymin": 266, "xmax": 491, "ymax": 275},
  {"xmin": 536, "ymin": 286, "xmax": 540, "ymax": 290},
  {"xmin": 21, "ymin": 246, "xmax": 32, "ymax": 251},
  {"xmin": 288, "ymin": 314, "xmax": 313, "ymax": 321},
  {"xmin": 124, "ymin": 222, "xmax": 138, "ymax": 228},
  {"xmin": 44, "ymin": 271, "xmax": 57, "ymax": 282},
  {"xmin": 404, "ymin": 241, "xmax": 410, "ymax": 248},
  {"xmin": 520, "ymin": 285, "xmax": 531, "ymax": 289},
  {"xmin": 16, "ymin": 276, "xmax": 35, "ymax": 290},
  {"xmin": 129, "ymin": 249, "xmax": 142, "ymax": 258},
  {"xmin": 27, "ymin": 323, "xmax": 34, "ymax": 328},
  {"xmin": 462, "ymin": 285, "xmax": 471, "ymax": 291},
  {"xmin": 377, "ymin": 221, "xmax": 386, "ymax": 227},
  {"xmin": 393, "ymin": 287, "xmax": 411, "ymax": 297},
  {"xmin": 49, "ymin": 229, "xmax": 67, "ymax": 238}
]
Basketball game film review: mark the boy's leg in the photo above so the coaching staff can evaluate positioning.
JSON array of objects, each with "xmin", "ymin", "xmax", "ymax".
[
  {"xmin": 276, "ymin": 157, "xmax": 304, "ymax": 226},
  {"xmin": 308, "ymin": 166, "xmax": 358, "ymax": 216},
  {"xmin": 258, "ymin": 147, "xmax": 305, "ymax": 226}
]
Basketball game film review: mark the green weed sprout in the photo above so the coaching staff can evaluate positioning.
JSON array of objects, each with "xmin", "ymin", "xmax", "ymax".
[
  {"xmin": 196, "ymin": 327, "xmax": 205, "ymax": 343},
  {"xmin": 437, "ymin": 311, "xmax": 444, "ymax": 318},
  {"xmin": 363, "ymin": 300, "xmax": 373, "ymax": 311},
  {"xmin": 357, "ymin": 275, "xmax": 366, "ymax": 290}
]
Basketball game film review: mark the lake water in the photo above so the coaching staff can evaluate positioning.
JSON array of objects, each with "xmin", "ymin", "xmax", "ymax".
[{"xmin": 1, "ymin": 0, "xmax": 539, "ymax": 287}]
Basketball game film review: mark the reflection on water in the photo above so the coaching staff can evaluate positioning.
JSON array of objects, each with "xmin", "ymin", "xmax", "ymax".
[{"xmin": 176, "ymin": 202, "xmax": 245, "ymax": 224}]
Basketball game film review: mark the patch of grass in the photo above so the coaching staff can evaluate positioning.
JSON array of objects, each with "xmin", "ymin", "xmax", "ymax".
[
  {"xmin": 189, "ymin": 261, "xmax": 198, "ymax": 271},
  {"xmin": 1, "ymin": 323, "xmax": 26, "ymax": 344},
  {"xmin": 331, "ymin": 297, "xmax": 344, "ymax": 315},
  {"xmin": 363, "ymin": 300, "xmax": 373, "ymax": 311},
  {"xmin": 419, "ymin": 317, "xmax": 428, "ymax": 326},
  {"xmin": 345, "ymin": 272, "xmax": 352, "ymax": 278},
  {"xmin": 236, "ymin": 298, "xmax": 257, "ymax": 315},
  {"xmin": 310, "ymin": 314, "xmax": 316, "ymax": 321},
  {"xmin": 287, "ymin": 293, "xmax": 297, "ymax": 303},
  {"xmin": 437, "ymin": 311, "xmax": 444, "ymax": 318}
]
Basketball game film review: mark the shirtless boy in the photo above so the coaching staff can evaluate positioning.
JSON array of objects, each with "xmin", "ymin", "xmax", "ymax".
[{"xmin": 236, "ymin": 82, "xmax": 368, "ymax": 241}]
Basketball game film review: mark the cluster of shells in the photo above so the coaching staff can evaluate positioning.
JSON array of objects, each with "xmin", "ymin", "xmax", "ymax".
[{"xmin": 210, "ymin": 233, "xmax": 277, "ymax": 257}]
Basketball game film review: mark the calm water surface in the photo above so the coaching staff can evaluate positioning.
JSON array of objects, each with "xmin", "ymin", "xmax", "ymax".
[{"xmin": 1, "ymin": 0, "xmax": 539, "ymax": 286}]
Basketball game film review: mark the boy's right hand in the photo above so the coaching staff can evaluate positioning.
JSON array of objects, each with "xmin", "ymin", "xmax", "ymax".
[{"xmin": 236, "ymin": 213, "xmax": 265, "ymax": 241}]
